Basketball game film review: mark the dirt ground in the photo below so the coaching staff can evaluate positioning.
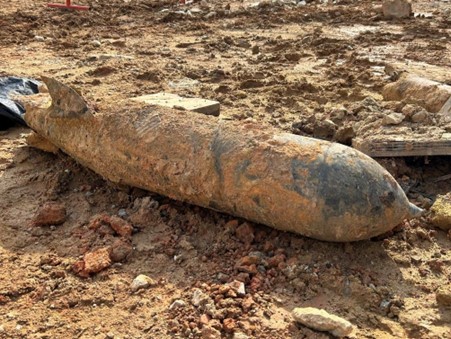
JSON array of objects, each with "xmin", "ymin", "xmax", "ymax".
[{"xmin": 1, "ymin": 0, "xmax": 450, "ymax": 338}]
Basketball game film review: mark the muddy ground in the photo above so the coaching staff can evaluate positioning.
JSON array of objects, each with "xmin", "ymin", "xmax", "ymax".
[{"xmin": 0, "ymin": 0, "xmax": 450, "ymax": 338}]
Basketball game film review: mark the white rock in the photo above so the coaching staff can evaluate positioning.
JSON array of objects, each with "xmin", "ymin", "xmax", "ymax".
[
  {"xmin": 91, "ymin": 40, "xmax": 102, "ymax": 47},
  {"xmin": 383, "ymin": 112, "xmax": 405, "ymax": 125},
  {"xmin": 169, "ymin": 299, "xmax": 186, "ymax": 310},
  {"xmin": 34, "ymin": 35, "xmax": 45, "ymax": 42},
  {"xmin": 192, "ymin": 288, "xmax": 208, "ymax": 307},
  {"xmin": 130, "ymin": 274, "xmax": 156, "ymax": 292},
  {"xmin": 233, "ymin": 333, "xmax": 249, "ymax": 339},
  {"xmin": 292, "ymin": 307, "xmax": 353, "ymax": 337},
  {"xmin": 205, "ymin": 12, "xmax": 217, "ymax": 19}
]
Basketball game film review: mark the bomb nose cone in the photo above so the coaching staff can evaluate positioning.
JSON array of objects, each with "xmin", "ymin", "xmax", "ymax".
[{"xmin": 407, "ymin": 203, "xmax": 424, "ymax": 218}]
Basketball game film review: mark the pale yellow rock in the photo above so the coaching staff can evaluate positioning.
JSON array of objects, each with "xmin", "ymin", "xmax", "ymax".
[
  {"xmin": 430, "ymin": 194, "xmax": 451, "ymax": 231},
  {"xmin": 130, "ymin": 274, "xmax": 157, "ymax": 292},
  {"xmin": 292, "ymin": 307, "xmax": 353, "ymax": 337}
]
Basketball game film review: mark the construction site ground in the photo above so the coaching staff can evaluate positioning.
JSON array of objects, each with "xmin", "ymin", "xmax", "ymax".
[{"xmin": 0, "ymin": 0, "xmax": 450, "ymax": 338}]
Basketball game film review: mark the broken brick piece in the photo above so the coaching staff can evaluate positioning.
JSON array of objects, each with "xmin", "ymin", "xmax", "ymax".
[
  {"xmin": 83, "ymin": 247, "xmax": 112, "ymax": 274},
  {"xmin": 32, "ymin": 202, "xmax": 67, "ymax": 226},
  {"xmin": 88, "ymin": 213, "xmax": 133, "ymax": 237},
  {"xmin": 108, "ymin": 215, "xmax": 133, "ymax": 237}
]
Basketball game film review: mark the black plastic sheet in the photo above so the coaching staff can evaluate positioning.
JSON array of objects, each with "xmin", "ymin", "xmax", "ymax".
[{"xmin": 0, "ymin": 77, "xmax": 40, "ymax": 130}]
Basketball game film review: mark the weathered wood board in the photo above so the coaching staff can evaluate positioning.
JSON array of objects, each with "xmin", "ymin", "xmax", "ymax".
[{"xmin": 353, "ymin": 134, "xmax": 451, "ymax": 157}]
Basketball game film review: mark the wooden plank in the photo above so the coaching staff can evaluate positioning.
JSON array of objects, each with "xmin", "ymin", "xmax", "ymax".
[{"xmin": 353, "ymin": 136, "xmax": 451, "ymax": 157}]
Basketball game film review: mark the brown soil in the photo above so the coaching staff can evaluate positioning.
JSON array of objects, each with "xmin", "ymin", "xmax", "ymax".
[{"xmin": 0, "ymin": 1, "xmax": 450, "ymax": 338}]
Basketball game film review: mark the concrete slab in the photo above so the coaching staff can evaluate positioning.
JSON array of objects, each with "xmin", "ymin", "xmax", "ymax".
[{"xmin": 132, "ymin": 92, "xmax": 220, "ymax": 116}]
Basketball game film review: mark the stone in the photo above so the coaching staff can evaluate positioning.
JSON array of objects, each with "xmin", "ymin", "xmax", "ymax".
[
  {"xmin": 411, "ymin": 110, "xmax": 428, "ymax": 123},
  {"xmin": 292, "ymin": 307, "xmax": 353, "ymax": 337},
  {"xmin": 117, "ymin": 209, "xmax": 127, "ymax": 217},
  {"xmin": 235, "ymin": 223, "xmax": 254, "ymax": 244},
  {"xmin": 109, "ymin": 239, "xmax": 133, "ymax": 262},
  {"xmin": 285, "ymin": 53, "xmax": 301, "ymax": 62},
  {"xmin": 130, "ymin": 274, "xmax": 156, "ymax": 292},
  {"xmin": 241, "ymin": 296, "xmax": 255, "ymax": 312},
  {"xmin": 223, "ymin": 318, "xmax": 236, "ymax": 333},
  {"xmin": 382, "ymin": 0, "xmax": 412, "ymax": 19},
  {"xmin": 313, "ymin": 119, "xmax": 337, "ymax": 139},
  {"xmin": 129, "ymin": 197, "xmax": 158, "ymax": 227},
  {"xmin": 267, "ymin": 254, "xmax": 286, "ymax": 268},
  {"xmin": 32, "ymin": 202, "xmax": 67, "ymax": 226},
  {"xmin": 26, "ymin": 132, "xmax": 59, "ymax": 153},
  {"xmin": 383, "ymin": 112, "xmax": 405, "ymax": 125},
  {"xmin": 192, "ymin": 288, "xmax": 209, "ymax": 307},
  {"xmin": 34, "ymin": 35, "xmax": 45, "ymax": 42},
  {"xmin": 201, "ymin": 326, "xmax": 221, "ymax": 339},
  {"xmin": 107, "ymin": 215, "xmax": 133, "ymax": 237},
  {"xmin": 199, "ymin": 314, "xmax": 210, "ymax": 325},
  {"xmin": 233, "ymin": 333, "xmax": 249, "ymax": 339},
  {"xmin": 334, "ymin": 126, "xmax": 355, "ymax": 145},
  {"xmin": 430, "ymin": 194, "xmax": 451, "ymax": 231},
  {"xmin": 383, "ymin": 75, "xmax": 451, "ymax": 113},
  {"xmin": 330, "ymin": 107, "xmax": 347, "ymax": 121},
  {"xmin": 83, "ymin": 248, "xmax": 112, "ymax": 274},
  {"xmin": 169, "ymin": 299, "xmax": 186, "ymax": 310},
  {"xmin": 132, "ymin": 92, "xmax": 220, "ymax": 116},
  {"xmin": 217, "ymin": 272, "xmax": 230, "ymax": 283},
  {"xmin": 225, "ymin": 220, "xmax": 239, "ymax": 233},
  {"xmin": 249, "ymin": 275, "xmax": 263, "ymax": 291},
  {"xmin": 89, "ymin": 214, "xmax": 133, "ymax": 237},
  {"xmin": 204, "ymin": 12, "xmax": 217, "ymax": 19},
  {"xmin": 91, "ymin": 40, "xmax": 102, "ymax": 47},
  {"xmin": 178, "ymin": 237, "xmax": 194, "ymax": 251},
  {"xmin": 227, "ymin": 281, "xmax": 245, "ymax": 296},
  {"xmin": 436, "ymin": 286, "xmax": 451, "ymax": 306},
  {"xmin": 237, "ymin": 255, "xmax": 261, "ymax": 266},
  {"xmin": 401, "ymin": 104, "xmax": 417, "ymax": 117}
]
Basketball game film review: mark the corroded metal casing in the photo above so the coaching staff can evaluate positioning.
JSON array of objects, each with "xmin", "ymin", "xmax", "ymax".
[{"xmin": 25, "ymin": 77, "xmax": 422, "ymax": 242}]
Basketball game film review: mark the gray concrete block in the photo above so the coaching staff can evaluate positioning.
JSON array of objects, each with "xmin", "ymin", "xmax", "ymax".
[{"xmin": 132, "ymin": 92, "xmax": 220, "ymax": 116}]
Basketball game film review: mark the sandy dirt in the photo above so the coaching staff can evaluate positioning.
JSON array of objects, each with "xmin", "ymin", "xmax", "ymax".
[{"xmin": 0, "ymin": 0, "xmax": 450, "ymax": 338}]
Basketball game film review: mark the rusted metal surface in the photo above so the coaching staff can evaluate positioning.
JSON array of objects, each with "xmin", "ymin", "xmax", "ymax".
[{"xmin": 24, "ymin": 77, "xmax": 423, "ymax": 242}]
